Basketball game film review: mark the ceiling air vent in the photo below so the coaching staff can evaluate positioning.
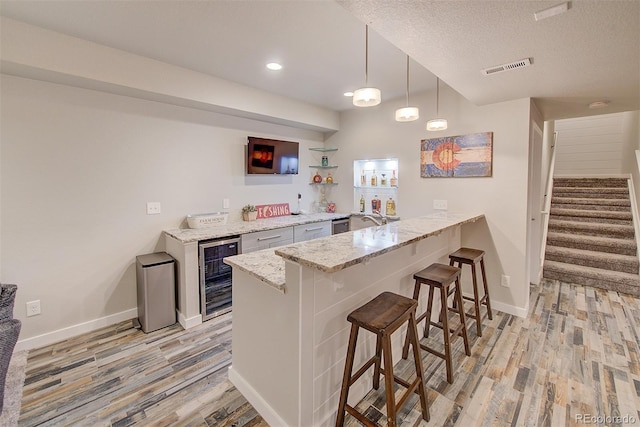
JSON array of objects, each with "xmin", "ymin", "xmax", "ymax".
[{"xmin": 481, "ymin": 58, "xmax": 532, "ymax": 76}]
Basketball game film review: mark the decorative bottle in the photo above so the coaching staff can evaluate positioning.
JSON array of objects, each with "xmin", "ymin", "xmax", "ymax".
[
  {"xmin": 371, "ymin": 169, "xmax": 377, "ymax": 186},
  {"xmin": 359, "ymin": 194, "xmax": 365, "ymax": 212},
  {"xmin": 371, "ymin": 195, "xmax": 381, "ymax": 212},
  {"xmin": 313, "ymin": 170, "xmax": 322, "ymax": 183},
  {"xmin": 381, "ymin": 173, "xmax": 387, "ymax": 186},
  {"xmin": 360, "ymin": 169, "xmax": 366, "ymax": 186},
  {"xmin": 390, "ymin": 170, "xmax": 398, "ymax": 187},
  {"xmin": 325, "ymin": 172, "xmax": 333, "ymax": 184},
  {"xmin": 385, "ymin": 197, "xmax": 396, "ymax": 216}
]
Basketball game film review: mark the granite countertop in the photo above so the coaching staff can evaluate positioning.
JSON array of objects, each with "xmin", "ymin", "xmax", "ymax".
[
  {"xmin": 224, "ymin": 212, "xmax": 484, "ymax": 290},
  {"xmin": 164, "ymin": 212, "xmax": 350, "ymax": 243}
]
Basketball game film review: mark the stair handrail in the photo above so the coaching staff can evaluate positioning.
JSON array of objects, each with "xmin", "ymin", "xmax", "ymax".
[
  {"xmin": 540, "ymin": 131, "xmax": 558, "ymax": 265},
  {"xmin": 631, "ymin": 151, "xmax": 640, "ymax": 272}
]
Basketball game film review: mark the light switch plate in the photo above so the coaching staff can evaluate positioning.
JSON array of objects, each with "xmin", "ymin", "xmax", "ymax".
[{"xmin": 146, "ymin": 202, "xmax": 161, "ymax": 215}]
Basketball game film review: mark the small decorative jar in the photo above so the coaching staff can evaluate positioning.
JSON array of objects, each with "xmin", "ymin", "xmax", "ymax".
[{"xmin": 321, "ymin": 156, "xmax": 329, "ymax": 167}]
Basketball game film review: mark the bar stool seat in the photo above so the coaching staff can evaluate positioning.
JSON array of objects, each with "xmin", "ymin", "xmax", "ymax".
[
  {"xmin": 449, "ymin": 248, "xmax": 493, "ymax": 337},
  {"xmin": 335, "ymin": 291, "xmax": 429, "ymax": 427},
  {"xmin": 402, "ymin": 263, "xmax": 470, "ymax": 384}
]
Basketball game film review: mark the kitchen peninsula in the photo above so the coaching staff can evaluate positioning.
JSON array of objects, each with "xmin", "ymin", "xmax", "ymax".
[{"xmin": 223, "ymin": 212, "xmax": 484, "ymax": 427}]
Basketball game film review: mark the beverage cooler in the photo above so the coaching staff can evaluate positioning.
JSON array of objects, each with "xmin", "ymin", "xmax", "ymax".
[{"xmin": 199, "ymin": 237, "xmax": 240, "ymax": 321}]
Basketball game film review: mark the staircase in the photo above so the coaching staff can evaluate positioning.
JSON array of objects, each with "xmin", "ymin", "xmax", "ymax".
[{"xmin": 543, "ymin": 177, "xmax": 640, "ymax": 297}]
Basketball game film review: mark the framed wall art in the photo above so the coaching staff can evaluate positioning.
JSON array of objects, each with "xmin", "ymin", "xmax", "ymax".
[{"xmin": 420, "ymin": 132, "xmax": 493, "ymax": 178}]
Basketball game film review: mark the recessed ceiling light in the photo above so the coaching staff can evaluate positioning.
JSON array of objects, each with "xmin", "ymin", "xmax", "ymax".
[
  {"xmin": 343, "ymin": 91, "xmax": 354, "ymax": 97},
  {"xmin": 266, "ymin": 62, "xmax": 282, "ymax": 71},
  {"xmin": 534, "ymin": 2, "xmax": 570, "ymax": 21},
  {"xmin": 588, "ymin": 100, "xmax": 610, "ymax": 109}
]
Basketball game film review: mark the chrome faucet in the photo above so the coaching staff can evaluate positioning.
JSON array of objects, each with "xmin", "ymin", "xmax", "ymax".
[{"xmin": 362, "ymin": 210, "xmax": 388, "ymax": 226}]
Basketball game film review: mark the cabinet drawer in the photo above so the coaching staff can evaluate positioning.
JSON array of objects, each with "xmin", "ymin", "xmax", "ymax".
[
  {"xmin": 293, "ymin": 221, "xmax": 331, "ymax": 243},
  {"xmin": 241, "ymin": 227, "xmax": 294, "ymax": 253}
]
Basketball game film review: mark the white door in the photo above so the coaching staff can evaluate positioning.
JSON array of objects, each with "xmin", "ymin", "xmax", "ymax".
[{"xmin": 527, "ymin": 122, "xmax": 544, "ymax": 285}]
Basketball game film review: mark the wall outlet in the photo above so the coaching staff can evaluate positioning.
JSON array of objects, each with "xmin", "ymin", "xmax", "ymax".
[
  {"xmin": 146, "ymin": 202, "xmax": 161, "ymax": 215},
  {"xmin": 501, "ymin": 274, "xmax": 511, "ymax": 288},
  {"xmin": 223, "ymin": 198, "xmax": 230, "ymax": 209},
  {"xmin": 433, "ymin": 199, "xmax": 448, "ymax": 210},
  {"xmin": 26, "ymin": 300, "xmax": 41, "ymax": 317}
]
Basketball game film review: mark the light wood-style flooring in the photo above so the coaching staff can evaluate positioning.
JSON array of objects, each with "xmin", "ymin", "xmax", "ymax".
[{"xmin": 18, "ymin": 278, "xmax": 640, "ymax": 426}]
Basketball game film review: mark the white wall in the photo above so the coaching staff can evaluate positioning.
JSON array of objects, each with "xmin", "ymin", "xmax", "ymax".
[
  {"xmin": 554, "ymin": 113, "xmax": 628, "ymax": 176},
  {"xmin": 326, "ymin": 85, "xmax": 533, "ymax": 316},
  {"xmin": 1, "ymin": 75, "xmax": 325, "ymax": 345}
]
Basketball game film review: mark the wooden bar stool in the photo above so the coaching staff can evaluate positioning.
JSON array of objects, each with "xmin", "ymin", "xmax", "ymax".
[
  {"xmin": 335, "ymin": 291, "xmax": 429, "ymax": 427},
  {"xmin": 449, "ymin": 248, "xmax": 493, "ymax": 337},
  {"xmin": 401, "ymin": 263, "xmax": 471, "ymax": 384}
]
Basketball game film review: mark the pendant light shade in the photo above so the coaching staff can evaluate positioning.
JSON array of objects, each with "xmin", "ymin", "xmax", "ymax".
[
  {"xmin": 395, "ymin": 55, "xmax": 419, "ymax": 122},
  {"xmin": 353, "ymin": 87, "xmax": 382, "ymax": 107},
  {"xmin": 353, "ymin": 25, "xmax": 381, "ymax": 107},
  {"xmin": 396, "ymin": 106, "xmax": 420, "ymax": 121},
  {"xmin": 426, "ymin": 76, "xmax": 448, "ymax": 131}
]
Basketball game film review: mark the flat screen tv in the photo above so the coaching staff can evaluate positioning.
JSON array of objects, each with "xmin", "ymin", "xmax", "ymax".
[{"xmin": 247, "ymin": 137, "xmax": 299, "ymax": 175}]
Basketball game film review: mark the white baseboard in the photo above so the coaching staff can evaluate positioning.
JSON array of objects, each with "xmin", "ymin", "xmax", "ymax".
[
  {"xmin": 490, "ymin": 298, "xmax": 528, "ymax": 318},
  {"xmin": 228, "ymin": 366, "xmax": 290, "ymax": 427},
  {"xmin": 177, "ymin": 310, "xmax": 202, "ymax": 330},
  {"xmin": 15, "ymin": 308, "xmax": 138, "ymax": 351}
]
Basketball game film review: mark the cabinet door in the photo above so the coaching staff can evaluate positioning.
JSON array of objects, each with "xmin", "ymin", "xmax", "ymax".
[
  {"xmin": 293, "ymin": 221, "xmax": 331, "ymax": 242},
  {"xmin": 241, "ymin": 227, "xmax": 294, "ymax": 253}
]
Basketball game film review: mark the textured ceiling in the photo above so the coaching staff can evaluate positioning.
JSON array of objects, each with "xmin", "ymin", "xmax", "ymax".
[{"xmin": 1, "ymin": 0, "xmax": 638, "ymax": 120}]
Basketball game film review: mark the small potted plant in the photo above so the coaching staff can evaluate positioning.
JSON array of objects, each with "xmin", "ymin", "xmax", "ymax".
[{"xmin": 242, "ymin": 204, "xmax": 258, "ymax": 221}]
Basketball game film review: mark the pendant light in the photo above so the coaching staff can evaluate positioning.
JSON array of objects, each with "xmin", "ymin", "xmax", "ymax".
[
  {"xmin": 395, "ymin": 55, "xmax": 419, "ymax": 121},
  {"xmin": 426, "ymin": 76, "xmax": 448, "ymax": 131},
  {"xmin": 353, "ymin": 24, "xmax": 381, "ymax": 107}
]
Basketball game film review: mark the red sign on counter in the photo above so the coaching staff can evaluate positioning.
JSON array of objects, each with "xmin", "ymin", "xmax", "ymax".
[{"xmin": 256, "ymin": 203, "xmax": 291, "ymax": 219}]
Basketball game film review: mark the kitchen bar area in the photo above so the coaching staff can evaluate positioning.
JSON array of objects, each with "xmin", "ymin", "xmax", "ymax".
[{"xmin": 224, "ymin": 212, "xmax": 484, "ymax": 426}]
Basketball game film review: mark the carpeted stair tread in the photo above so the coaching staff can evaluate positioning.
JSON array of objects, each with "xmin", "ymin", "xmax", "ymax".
[
  {"xmin": 551, "ymin": 197, "xmax": 631, "ymax": 207},
  {"xmin": 543, "ymin": 260, "xmax": 640, "ymax": 297},
  {"xmin": 545, "ymin": 245, "xmax": 639, "ymax": 274},
  {"xmin": 553, "ymin": 178, "xmax": 628, "ymax": 188},
  {"xmin": 549, "ymin": 208, "xmax": 632, "ymax": 220},
  {"xmin": 548, "ymin": 208, "xmax": 633, "ymax": 224},
  {"xmin": 551, "ymin": 203, "xmax": 631, "ymax": 212},
  {"xmin": 546, "ymin": 232, "xmax": 637, "ymax": 256},
  {"xmin": 548, "ymin": 219, "xmax": 635, "ymax": 238},
  {"xmin": 552, "ymin": 189, "xmax": 629, "ymax": 199}
]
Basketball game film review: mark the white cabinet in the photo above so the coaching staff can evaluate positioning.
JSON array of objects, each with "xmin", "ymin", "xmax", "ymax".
[
  {"xmin": 241, "ymin": 227, "xmax": 294, "ymax": 254},
  {"xmin": 293, "ymin": 221, "xmax": 331, "ymax": 242}
]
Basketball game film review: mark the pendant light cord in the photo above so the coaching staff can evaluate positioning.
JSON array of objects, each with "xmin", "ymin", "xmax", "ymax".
[
  {"xmin": 436, "ymin": 77, "xmax": 440, "ymax": 116},
  {"xmin": 405, "ymin": 55, "xmax": 410, "ymax": 106},
  {"xmin": 364, "ymin": 25, "xmax": 369, "ymax": 86}
]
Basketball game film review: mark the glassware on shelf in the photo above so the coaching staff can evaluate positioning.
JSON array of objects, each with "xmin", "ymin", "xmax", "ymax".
[
  {"xmin": 371, "ymin": 195, "xmax": 381, "ymax": 212},
  {"xmin": 390, "ymin": 170, "xmax": 398, "ymax": 187},
  {"xmin": 371, "ymin": 169, "xmax": 377, "ymax": 186},
  {"xmin": 385, "ymin": 197, "xmax": 396, "ymax": 216}
]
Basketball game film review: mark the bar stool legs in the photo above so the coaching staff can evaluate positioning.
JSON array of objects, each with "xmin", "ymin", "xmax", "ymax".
[
  {"xmin": 402, "ymin": 263, "xmax": 470, "ymax": 384},
  {"xmin": 449, "ymin": 248, "xmax": 493, "ymax": 337},
  {"xmin": 335, "ymin": 292, "xmax": 429, "ymax": 427}
]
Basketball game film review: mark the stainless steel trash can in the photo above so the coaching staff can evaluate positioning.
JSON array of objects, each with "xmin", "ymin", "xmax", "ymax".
[{"xmin": 136, "ymin": 252, "xmax": 176, "ymax": 333}]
